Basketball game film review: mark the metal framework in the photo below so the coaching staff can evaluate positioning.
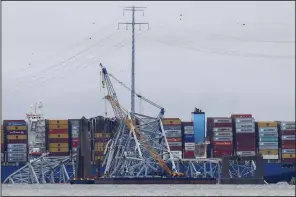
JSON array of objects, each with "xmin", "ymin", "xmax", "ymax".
[{"xmin": 3, "ymin": 153, "xmax": 76, "ymax": 184}]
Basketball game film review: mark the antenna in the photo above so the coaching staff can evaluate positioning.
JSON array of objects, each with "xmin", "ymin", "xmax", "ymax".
[{"xmin": 118, "ymin": 6, "xmax": 149, "ymax": 114}]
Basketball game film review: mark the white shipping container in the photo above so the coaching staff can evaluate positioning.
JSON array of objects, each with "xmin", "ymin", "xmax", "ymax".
[
  {"xmin": 280, "ymin": 121, "xmax": 295, "ymax": 126},
  {"xmin": 168, "ymin": 142, "xmax": 182, "ymax": 146},
  {"xmin": 8, "ymin": 153, "xmax": 27, "ymax": 158},
  {"xmin": 282, "ymin": 149, "xmax": 296, "ymax": 154},
  {"xmin": 185, "ymin": 146, "xmax": 195, "ymax": 151},
  {"xmin": 184, "ymin": 143, "xmax": 195, "ymax": 147},
  {"xmin": 214, "ymin": 132, "xmax": 233, "ymax": 137},
  {"xmin": 262, "ymin": 155, "xmax": 279, "ymax": 160},
  {"xmin": 235, "ymin": 123, "xmax": 255, "ymax": 129},
  {"xmin": 281, "ymin": 135, "xmax": 295, "ymax": 140},
  {"xmin": 281, "ymin": 125, "xmax": 295, "ymax": 130},
  {"xmin": 7, "ymin": 144, "xmax": 27, "ymax": 149},
  {"xmin": 236, "ymin": 151, "xmax": 256, "ymax": 156},
  {"xmin": 213, "ymin": 137, "xmax": 233, "ymax": 141},
  {"xmin": 213, "ymin": 127, "xmax": 232, "ymax": 132},
  {"xmin": 7, "ymin": 148, "xmax": 27, "ymax": 153},
  {"xmin": 213, "ymin": 118, "xmax": 231, "ymax": 123},
  {"xmin": 184, "ymin": 130, "xmax": 194, "ymax": 135},
  {"xmin": 184, "ymin": 126, "xmax": 194, "ymax": 130},
  {"xmin": 171, "ymin": 151, "xmax": 182, "ymax": 159},
  {"xmin": 235, "ymin": 118, "xmax": 254, "ymax": 123},
  {"xmin": 235, "ymin": 128, "xmax": 255, "ymax": 133},
  {"xmin": 259, "ymin": 127, "xmax": 278, "ymax": 133}
]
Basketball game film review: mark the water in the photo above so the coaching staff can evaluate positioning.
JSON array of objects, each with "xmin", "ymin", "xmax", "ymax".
[{"xmin": 2, "ymin": 184, "xmax": 295, "ymax": 196}]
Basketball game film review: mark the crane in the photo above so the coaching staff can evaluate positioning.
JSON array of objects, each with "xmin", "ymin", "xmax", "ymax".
[{"xmin": 100, "ymin": 63, "xmax": 183, "ymax": 177}]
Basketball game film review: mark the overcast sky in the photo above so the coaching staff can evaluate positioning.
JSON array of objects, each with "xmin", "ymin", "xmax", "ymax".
[{"xmin": 2, "ymin": 1, "xmax": 295, "ymax": 122}]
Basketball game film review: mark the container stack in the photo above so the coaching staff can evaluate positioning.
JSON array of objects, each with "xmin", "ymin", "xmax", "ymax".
[
  {"xmin": 162, "ymin": 118, "xmax": 182, "ymax": 159},
  {"xmin": 93, "ymin": 118, "xmax": 112, "ymax": 163},
  {"xmin": 46, "ymin": 120, "xmax": 69, "ymax": 156},
  {"xmin": 69, "ymin": 119, "xmax": 80, "ymax": 154},
  {"xmin": 279, "ymin": 121, "xmax": 295, "ymax": 164},
  {"xmin": 257, "ymin": 121, "xmax": 279, "ymax": 160},
  {"xmin": 4, "ymin": 120, "xmax": 28, "ymax": 163},
  {"xmin": 1, "ymin": 125, "xmax": 4, "ymax": 162},
  {"xmin": 182, "ymin": 122, "xmax": 195, "ymax": 159},
  {"xmin": 232, "ymin": 114, "xmax": 256, "ymax": 157},
  {"xmin": 207, "ymin": 117, "xmax": 233, "ymax": 158}
]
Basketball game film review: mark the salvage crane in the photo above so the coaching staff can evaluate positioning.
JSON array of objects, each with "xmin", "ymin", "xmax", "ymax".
[{"xmin": 100, "ymin": 63, "xmax": 183, "ymax": 177}]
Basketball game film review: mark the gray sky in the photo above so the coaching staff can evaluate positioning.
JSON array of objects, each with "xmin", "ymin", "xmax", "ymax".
[{"xmin": 2, "ymin": 1, "xmax": 295, "ymax": 121}]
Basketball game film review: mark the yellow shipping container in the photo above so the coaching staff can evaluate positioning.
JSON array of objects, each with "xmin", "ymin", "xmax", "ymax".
[
  {"xmin": 48, "ymin": 134, "xmax": 69, "ymax": 139},
  {"xmin": 259, "ymin": 149, "xmax": 278, "ymax": 155},
  {"xmin": 95, "ymin": 133, "xmax": 111, "ymax": 138},
  {"xmin": 162, "ymin": 118, "xmax": 181, "ymax": 125},
  {"xmin": 95, "ymin": 156, "xmax": 104, "ymax": 161},
  {"xmin": 48, "ymin": 143, "xmax": 69, "ymax": 148},
  {"xmin": 6, "ymin": 126, "xmax": 27, "ymax": 131},
  {"xmin": 7, "ymin": 135, "xmax": 27, "ymax": 140},
  {"xmin": 94, "ymin": 142, "xmax": 106, "ymax": 152},
  {"xmin": 49, "ymin": 124, "xmax": 68, "ymax": 129},
  {"xmin": 49, "ymin": 147, "xmax": 68, "ymax": 152},
  {"xmin": 282, "ymin": 153, "xmax": 296, "ymax": 159},
  {"xmin": 258, "ymin": 122, "xmax": 277, "ymax": 127},
  {"xmin": 48, "ymin": 120, "xmax": 68, "ymax": 125}
]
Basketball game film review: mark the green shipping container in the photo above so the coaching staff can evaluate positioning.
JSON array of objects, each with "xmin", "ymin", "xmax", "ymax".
[{"xmin": 259, "ymin": 137, "xmax": 278, "ymax": 142}]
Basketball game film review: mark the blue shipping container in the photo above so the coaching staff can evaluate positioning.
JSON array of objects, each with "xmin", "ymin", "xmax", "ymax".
[
  {"xmin": 193, "ymin": 113, "xmax": 205, "ymax": 143},
  {"xmin": 183, "ymin": 134, "xmax": 195, "ymax": 142}
]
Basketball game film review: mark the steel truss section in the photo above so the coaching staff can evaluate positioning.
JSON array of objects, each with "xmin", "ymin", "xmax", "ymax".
[
  {"xmin": 174, "ymin": 158, "xmax": 222, "ymax": 179},
  {"xmin": 103, "ymin": 112, "xmax": 177, "ymax": 177},
  {"xmin": 3, "ymin": 153, "xmax": 76, "ymax": 184},
  {"xmin": 228, "ymin": 160, "xmax": 256, "ymax": 179}
]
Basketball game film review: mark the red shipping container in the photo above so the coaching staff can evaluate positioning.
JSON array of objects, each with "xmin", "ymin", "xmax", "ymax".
[
  {"xmin": 213, "ymin": 145, "xmax": 233, "ymax": 150},
  {"xmin": 170, "ymin": 146, "xmax": 182, "ymax": 151},
  {"xmin": 7, "ymin": 139, "xmax": 27, "ymax": 144},
  {"xmin": 235, "ymin": 133, "xmax": 256, "ymax": 139},
  {"xmin": 72, "ymin": 138, "xmax": 78, "ymax": 143},
  {"xmin": 281, "ymin": 130, "xmax": 296, "ymax": 135},
  {"xmin": 281, "ymin": 158, "xmax": 295, "ymax": 164},
  {"xmin": 213, "ymin": 149, "xmax": 233, "ymax": 157},
  {"xmin": 167, "ymin": 138, "xmax": 182, "ymax": 142},
  {"xmin": 48, "ymin": 138, "xmax": 69, "ymax": 143},
  {"xmin": 183, "ymin": 151, "xmax": 195, "ymax": 158},
  {"xmin": 72, "ymin": 141, "xmax": 78, "ymax": 147},
  {"xmin": 210, "ymin": 123, "xmax": 232, "ymax": 127},
  {"xmin": 48, "ymin": 129, "xmax": 68, "ymax": 135},
  {"xmin": 281, "ymin": 140, "xmax": 296, "ymax": 146},
  {"xmin": 282, "ymin": 144, "xmax": 296, "ymax": 149},
  {"xmin": 49, "ymin": 152, "xmax": 69, "ymax": 156},
  {"xmin": 7, "ymin": 130, "xmax": 27, "ymax": 135},
  {"xmin": 213, "ymin": 141, "xmax": 232, "ymax": 146},
  {"xmin": 231, "ymin": 114, "xmax": 252, "ymax": 118}
]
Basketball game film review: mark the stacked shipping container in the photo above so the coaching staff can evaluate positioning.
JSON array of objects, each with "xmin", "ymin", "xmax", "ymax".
[
  {"xmin": 207, "ymin": 117, "xmax": 233, "ymax": 158},
  {"xmin": 94, "ymin": 132, "xmax": 111, "ymax": 162},
  {"xmin": 47, "ymin": 120, "xmax": 69, "ymax": 156},
  {"xmin": 162, "ymin": 118, "xmax": 182, "ymax": 159},
  {"xmin": 69, "ymin": 119, "xmax": 80, "ymax": 154},
  {"xmin": 4, "ymin": 120, "xmax": 28, "ymax": 163},
  {"xmin": 279, "ymin": 121, "xmax": 295, "ymax": 164},
  {"xmin": 257, "ymin": 122, "xmax": 279, "ymax": 160},
  {"xmin": 1, "ymin": 125, "xmax": 4, "ymax": 162},
  {"xmin": 182, "ymin": 122, "xmax": 195, "ymax": 159},
  {"xmin": 232, "ymin": 114, "xmax": 256, "ymax": 157}
]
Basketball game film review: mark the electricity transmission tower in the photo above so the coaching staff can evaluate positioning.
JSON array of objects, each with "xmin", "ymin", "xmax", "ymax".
[{"xmin": 118, "ymin": 6, "xmax": 149, "ymax": 114}]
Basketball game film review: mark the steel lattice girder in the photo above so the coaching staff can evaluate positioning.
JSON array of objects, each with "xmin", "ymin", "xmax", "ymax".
[{"xmin": 3, "ymin": 154, "xmax": 76, "ymax": 184}]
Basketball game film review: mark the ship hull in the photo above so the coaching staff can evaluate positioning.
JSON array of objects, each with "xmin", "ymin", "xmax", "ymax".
[{"xmin": 2, "ymin": 162, "xmax": 295, "ymax": 184}]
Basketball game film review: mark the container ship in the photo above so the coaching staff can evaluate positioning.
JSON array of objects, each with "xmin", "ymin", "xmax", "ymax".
[{"xmin": 1, "ymin": 107, "xmax": 295, "ymax": 184}]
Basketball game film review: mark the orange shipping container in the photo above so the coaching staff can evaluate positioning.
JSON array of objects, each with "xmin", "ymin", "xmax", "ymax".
[
  {"xmin": 213, "ymin": 141, "xmax": 232, "ymax": 146},
  {"xmin": 49, "ymin": 147, "xmax": 68, "ymax": 152},
  {"xmin": 48, "ymin": 143, "xmax": 69, "ymax": 148},
  {"xmin": 7, "ymin": 135, "xmax": 27, "ymax": 140},
  {"xmin": 258, "ymin": 122, "xmax": 277, "ymax": 127},
  {"xmin": 259, "ymin": 149, "xmax": 278, "ymax": 155},
  {"xmin": 48, "ymin": 120, "xmax": 68, "ymax": 125},
  {"xmin": 95, "ymin": 133, "xmax": 111, "ymax": 138},
  {"xmin": 48, "ymin": 134, "xmax": 69, "ymax": 139},
  {"xmin": 167, "ymin": 138, "xmax": 182, "ymax": 142},
  {"xmin": 162, "ymin": 118, "xmax": 181, "ymax": 125},
  {"xmin": 48, "ymin": 129, "xmax": 68, "ymax": 135},
  {"xmin": 48, "ymin": 124, "xmax": 68, "ymax": 130},
  {"xmin": 6, "ymin": 126, "xmax": 27, "ymax": 131},
  {"xmin": 282, "ymin": 153, "xmax": 296, "ymax": 159}
]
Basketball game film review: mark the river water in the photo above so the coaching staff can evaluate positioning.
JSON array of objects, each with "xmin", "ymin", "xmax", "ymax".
[{"xmin": 2, "ymin": 183, "xmax": 295, "ymax": 196}]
